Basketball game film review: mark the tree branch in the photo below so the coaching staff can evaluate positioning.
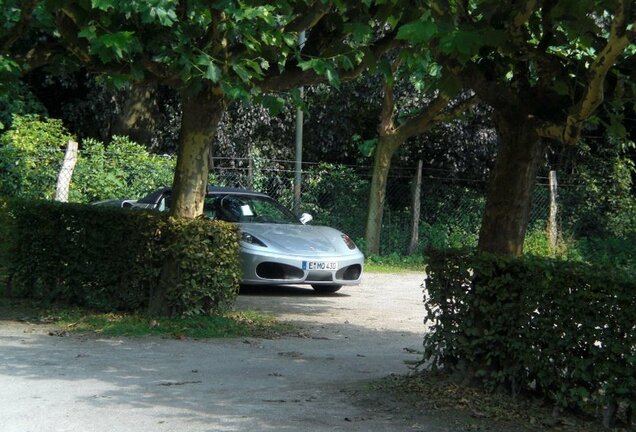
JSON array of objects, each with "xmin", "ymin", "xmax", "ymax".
[
  {"xmin": 285, "ymin": 1, "xmax": 333, "ymax": 33},
  {"xmin": 54, "ymin": 10, "xmax": 93, "ymax": 64},
  {"xmin": 1, "ymin": 0, "xmax": 38, "ymax": 52},
  {"xmin": 562, "ymin": 0, "xmax": 634, "ymax": 144},
  {"xmin": 508, "ymin": 0, "xmax": 538, "ymax": 46},
  {"xmin": 442, "ymin": 58, "xmax": 521, "ymax": 114},
  {"xmin": 434, "ymin": 93, "xmax": 478, "ymax": 123},
  {"xmin": 13, "ymin": 42, "xmax": 58, "ymax": 70},
  {"xmin": 260, "ymin": 30, "xmax": 398, "ymax": 92},
  {"xmin": 536, "ymin": 121, "xmax": 565, "ymax": 141},
  {"xmin": 395, "ymin": 92, "xmax": 450, "ymax": 141},
  {"xmin": 378, "ymin": 56, "xmax": 402, "ymax": 137}
]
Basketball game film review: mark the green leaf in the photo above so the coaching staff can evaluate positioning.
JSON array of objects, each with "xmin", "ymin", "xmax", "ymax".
[
  {"xmin": 358, "ymin": 137, "xmax": 377, "ymax": 157},
  {"xmin": 344, "ymin": 22, "xmax": 373, "ymax": 44},
  {"xmin": 232, "ymin": 64, "xmax": 251, "ymax": 83},
  {"xmin": 260, "ymin": 95, "xmax": 286, "ymax": 115},
  {"xmin": 205, "ymin": 62, "xmax": 221, "ymax": 82},
  {"xmin": 91, "ymin": 0, "xmax": 115, "ymax": 11},
  {"xmin": 325, "ymin": 67, "xmax": 339, "ymax": 88},
  {"xmin": 396, "ymin": 20, "xmax": 438, "ymax": 44}
]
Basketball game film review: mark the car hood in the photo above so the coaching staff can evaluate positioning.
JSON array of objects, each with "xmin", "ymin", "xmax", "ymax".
[{"xmin": 239, "ymin": 223, "xmax": 354, "ymax": 255}]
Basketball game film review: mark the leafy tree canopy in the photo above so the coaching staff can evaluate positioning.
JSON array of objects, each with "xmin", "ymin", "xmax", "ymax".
[
  {"xmin": 396, "ymin": 0, "xmax": 635, "ymax": 144},
  {"xmin": 1, "ymin": 0, "xmax": 406, "ymax": 101}
]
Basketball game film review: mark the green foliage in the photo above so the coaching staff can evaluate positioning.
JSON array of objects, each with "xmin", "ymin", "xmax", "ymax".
[
  {"xmin": 559, "ymin": 137, "xmax": 636, "ymax": 238},
  {"xmin": 3, "ymin": 1, "xmax": 400, "ymax": 100},
  {"xmin": 70, "ymin": 136, "xmax": 175, "ymax": 202},
  {"xmin": 54, "ymin": 310, "xmax": 289, "ymax": 338},
  {"xmin": 0, "ymin": 298, "xmax": 290, "ymax": 338},
  {"xmin": 159, "ymin": 216, "xmax": 241, "ymax": 315},
  {"xmin": 0, "ymin": 81, "xmax": 47, "ymax": 130},
  {"xmin": 0, "ymin": 196, "xmax": 12, "ymax": 284},
  {"xmin": 3, "ymin": 198, "xmax": 241, "ymax": 315},
  {"xmin": 0, "ymin": 114, "xmax": 74, "ymax": 199},
  {"xmin": 568, "ymin": 235, "xmax": 636, "ymax": 272},
  {"xmin": 0, "ymin": 115, "xmax": 174, "ymax": 202},
  {"xmin": 365, "ymin": 253, "xmax": 424, "ymax": 272},
  {"xmin": 301, "ymin": 163, "xmax": 369, "ymax": 243},
  {"xmin": 423, "ymin": 249, "xmax": 636, "ymax": 422}
]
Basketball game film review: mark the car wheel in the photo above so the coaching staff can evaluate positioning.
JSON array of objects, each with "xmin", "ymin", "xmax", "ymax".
[{"xmin": 311, "ymin": 284, "xmax": 342, "ymax": 293}]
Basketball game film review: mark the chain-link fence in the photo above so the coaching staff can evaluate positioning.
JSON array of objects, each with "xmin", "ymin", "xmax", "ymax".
[{"xmin": 4, "ymin": 147, "xmax": 560, "ymax": 255}]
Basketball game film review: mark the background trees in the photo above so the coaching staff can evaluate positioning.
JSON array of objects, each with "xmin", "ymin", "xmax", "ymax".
[
  {"xmin": 398, "ymin": 0, "xmax": 635, "ymax": 255},
  {"xmin": 0, "ymin": 0, "xmax": 633, "ymax": 259},
  {"xmin": 1, "ymin": 0, "xmax": 406, "ymax": 218}
]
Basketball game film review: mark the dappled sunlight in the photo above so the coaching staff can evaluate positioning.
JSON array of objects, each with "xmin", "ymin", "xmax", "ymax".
[{"xmin": 0, "ymin": 272, "xmax": 427, "ymax": 431}]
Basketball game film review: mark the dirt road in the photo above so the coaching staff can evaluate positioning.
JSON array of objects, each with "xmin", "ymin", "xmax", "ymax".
[{"xmin": 0, "ymin": 272, "xmax": 434, "ymax": 432}]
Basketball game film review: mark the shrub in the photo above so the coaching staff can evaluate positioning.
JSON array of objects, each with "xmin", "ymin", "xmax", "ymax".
[
  {"xmin": 0, "ymin": 82, "xmax": 47, "ymax": 130},
  {"xmin": 423, "ymin": 249, "xmax": 635, "ymax": 425},
  {"xmin": 4, "ymin": 199, "xmax": 241, "ymax": 315},
  {"xmin": 0, "ymin": 116, "xmax": 175, "ymax": 203},
  {"xmin": 0, "ymin": 114, "xmax": 74, "ymax": 199},
  {"xmin": 70, "ymin": 136, "xmax": 175, "ymax": 202}
]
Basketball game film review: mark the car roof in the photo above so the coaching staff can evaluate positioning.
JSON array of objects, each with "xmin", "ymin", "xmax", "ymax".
[{"xmin": 137, "ymin": 186, "xmax": 269, "ymax": 204}]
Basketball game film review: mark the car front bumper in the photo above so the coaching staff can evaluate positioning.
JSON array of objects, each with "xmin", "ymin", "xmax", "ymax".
[{"xmin": 239, "ymin": 246, "xmax": 364, "ymax": 286}]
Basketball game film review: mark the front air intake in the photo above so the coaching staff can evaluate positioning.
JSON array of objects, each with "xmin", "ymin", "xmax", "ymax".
[
  {"xmin": 256, "ymin": 262, "xmax": 304, "ymax": 280},
  {"xmin": 336, "ymin": 264, "xmax": 362, "ymax": 281}
]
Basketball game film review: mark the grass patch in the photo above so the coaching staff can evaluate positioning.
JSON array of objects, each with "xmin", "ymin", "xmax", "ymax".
[
  {"xmin": 0, "ymin": 298, "xmax": 293, "ymax": 339},
  {"xmin": 365, "ymin": 253, "xmax": 424, "ymax": 273},
  {"xmin": 374, "ymin": 372, "xmax": 622, "ymax": 432}
]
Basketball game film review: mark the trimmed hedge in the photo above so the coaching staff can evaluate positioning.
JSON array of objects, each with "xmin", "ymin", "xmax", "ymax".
[
  {"xmin": 3, "ymin": 198, "xmax": 241, "ymax": 315},
  {"xmin": 423, "ymin": 249, "xmax": 635, "ymax": 425}
]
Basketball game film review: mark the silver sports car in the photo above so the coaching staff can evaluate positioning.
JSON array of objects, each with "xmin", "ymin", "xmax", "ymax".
[{"xmin": 101, "ymin": 187, "xmax": 364, "ymax": 293}]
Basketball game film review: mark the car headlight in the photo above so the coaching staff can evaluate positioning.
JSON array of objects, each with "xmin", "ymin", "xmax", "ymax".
[
  {"xmin": 341, "ymin": 234, "xmax": 357, "ymax": 250},
  {"xmin": 242, "ymin": 232, "xmax": 267, "ymax": 247}
]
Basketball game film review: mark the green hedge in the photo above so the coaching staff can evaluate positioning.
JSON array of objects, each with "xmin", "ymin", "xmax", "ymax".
[
  {"xmin": 3, "ymin": 198, "xmax": 241, "ymax": 315},
  {"xmin": 423, "ymin": 249, "xmax": 635, "ymax": 425}
]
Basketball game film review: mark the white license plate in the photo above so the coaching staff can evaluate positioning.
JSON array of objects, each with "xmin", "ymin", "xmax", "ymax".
[{"xmin": 303, "ymin": 261, "xmax": 337, "ymax": 271}]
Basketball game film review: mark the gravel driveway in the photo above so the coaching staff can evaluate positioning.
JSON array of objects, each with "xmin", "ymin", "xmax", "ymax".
[{"xmin": 0, "ymin": 271, "xmax": 432, "ymax": 432}]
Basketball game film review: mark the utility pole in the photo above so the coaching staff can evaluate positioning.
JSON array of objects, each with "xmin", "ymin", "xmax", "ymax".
[{"xmin": 293, "ymin": 31, "xmax": 306, "ymax": 215}]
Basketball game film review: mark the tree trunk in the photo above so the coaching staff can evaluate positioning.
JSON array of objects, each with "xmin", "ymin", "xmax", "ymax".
[
  {"xmin": 170, "ymin": 90, "xmax": 224, "ymax": 218},
  {"xmin": 111, "ymin": 83, "xmax": 158, "ymax": 146},
  {"xmin": 365, "ymin": 135, "xmax": 402, "ymax": 255},
  {"xmin": 149, "ymin": 89, "xmax": 224, "ymax": 316},
  {"xmin": 477, "ymin": 115, "xmax": 544, "ymax": 256}
]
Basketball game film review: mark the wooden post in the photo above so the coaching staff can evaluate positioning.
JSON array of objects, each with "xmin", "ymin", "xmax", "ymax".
[
  {"xmin": 547, "ymin": 170, "xmax": 558, "ymax": 251},
  {"xmin": 248, "ymin": 156, "xmax": 254, "ymax": 189},
  {"xmin": 55, "ymin": 140, "xmax": 79, "ymax": 202},
  {"xmin": 408, "ymin": 160, "xmax": 423, "ymax": 255}
]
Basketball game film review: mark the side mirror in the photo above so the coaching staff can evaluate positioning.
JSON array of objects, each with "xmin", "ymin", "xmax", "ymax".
[{"xmin": 299, "ymin": 213, "xmax": 313, "ymax": 225}]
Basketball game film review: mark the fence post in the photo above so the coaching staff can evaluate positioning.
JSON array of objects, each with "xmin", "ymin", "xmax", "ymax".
[
  {"xmin": 547, "ymin": 170, "xmax": 558, "ymax": 251},
  {"xmin": 55, "ymin": 140, "xmax": 79, "ymax": 202},
  {"xmin": 408, "ymin": 160, "xmax": 423, "ymax": 255},
  {"xmin": 248, "ymin": 156, "xmax": 254, "ymax": 189}
]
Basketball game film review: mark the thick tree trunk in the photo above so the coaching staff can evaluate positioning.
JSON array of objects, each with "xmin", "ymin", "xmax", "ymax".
[
  {"xmin": 111, "ymin": 83, "xmax": 158, "ymax": 146},
  {"xmin": 365, "ymin": 136, "xmax": 402, "ymax": 255},
  {"xmin": 148, "ymin": 89, "xmax": 224, "ymax": 316},
  {"xmin": 477, "ymin": 114, "xmax": 545, "ymax": 256},
  {"xmin": 170, "ymin": 90, "xmax": 224, "ymax": 218}
]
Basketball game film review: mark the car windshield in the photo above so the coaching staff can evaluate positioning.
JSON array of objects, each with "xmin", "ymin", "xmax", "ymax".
[{"xmin": 203, "ymin": 194, "xmax": 300, "ymax": 224}]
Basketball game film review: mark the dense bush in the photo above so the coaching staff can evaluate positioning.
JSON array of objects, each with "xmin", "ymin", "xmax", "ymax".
[
  {"xmin": 0, "ymin": 115, "xmax": 175, "ymax": 203},
  {"xmin": 70, "ymin": 136, "xmax": 175, "ymax": 202},
  {"xmin": 0, "ymin": 114, "xmax": 74, "ymax": 199},
  {"xmin": 4, "ymin": 199, "xmax": 241, "ymax": 315},
  {"xmin": 422, "ymin": 249, "xmax": 635, "ymax": 426},
  {"xmin": 0, "ymin": 82, "xmax": 47, "ymax": 130}
]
